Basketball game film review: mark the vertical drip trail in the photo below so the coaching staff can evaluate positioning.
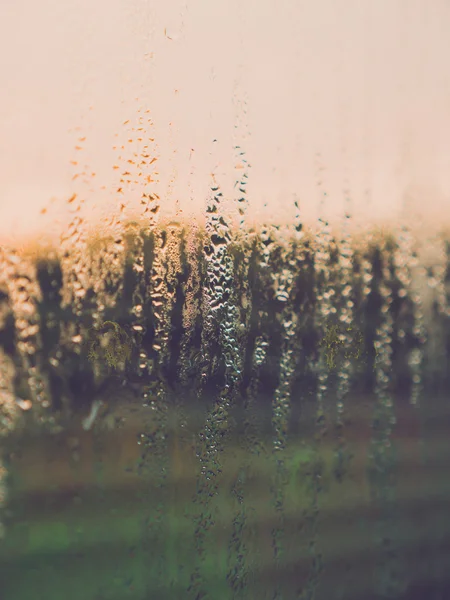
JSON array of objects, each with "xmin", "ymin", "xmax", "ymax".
[
  {"xmin": 2, "ymin": 252, "xmax": 52, "ymax": 425},
  {"xmin": 297, "ymin": 218, "xmax": 335, "ymax": 599},
  {"xmin": 241, "ymin": 226, "xmax": 271, "ymax": 480},
  {"xmin": 128, "ymin": 221, "xmax": 147, "ymax": 361},
  {"xmin": 369, "ymin": 238, "xmax": 404, "ymax": 598},
  {"xmin": 188, "ymin": 177, "xmax": 226, "ymax": 598},
  {"xmin": 241, "ymin": 217, "xmax": 272, "ymax": 465},
  {"xmin": 232, "ymin": 83, "xmax": 251, "ymax": 234},
  {"xmin": 226, "ymin": 114, "xmax": 252, "ymax": 597},
  {"xmin": 132, "ymin": 191, "xmax": 160, "ymax": 380},
  {"xmin": 132, "ymin": 191, "xmax": 172, "ymax": 587},
  {"xmin": 248, "ymin": 221, "xmax": 278, "ymax": 591},
  {"xmin": 59, "ymin": 195, "xmax": 87, "ymax": 317},
  {"xmin": 0, "ymin": 252, "xmax": 18, "ymax": 539},
  {"xmin": 433, "ymin": 234, "xmax": 450, "ymax": 319},
  {"xmin": 179, "ymin": 223, "xmax": 202, "ymax": 387},
  {"xmin": 170, "ymin": 222, "xmax": 199, "ymax": 580},
  {"xmin": 59, "ymin": 194, "xmax": 90, "ymax": 359},
  {"xmin": 175, "ymin": 225, "xmax": 202, "ymax": 588},
  {"xmin": 189, "ymin": 173, "xmax": 243, "ymax": 599},
  {"xmin": 333, "ymin": 216, "xmax": 355, "ymax": 482},
  {"xmin": 417, "ymin": 233, "xmax": 447, "ymax": 388},
  {"xmin": 87, "ymin": 228, "xmax": 126, "ymax": 327},
  {"xmin": 270, "ymin": 265, "xmax": 298, "ymax": 600},
  {"xmin": 394, "ymin": 226, "xmax": 426, "ymax": 406},
  {"xmin": 431, "ymin": 235, "xmax": 450, "ymax": 397},
  {"xmin": 142, "ymin": 218, "xmax": 178, "ymax": 587},
  {"xmin": 313, "ymin": 219, "xmax": 334, "ymax": 433},
  {"xmin": 268, "ymin": 208, "xmax": 304, "ymax": 600},
  {"xmin": 0, "ymin": 346, "xmax": 18, "ymax": 540},
  {"xmin": 0, "ymin": 351, "xmax": 17, "ymax": 436},
  {"xmin": 118, "ymin": 103, "xmax": 162, "ymax": 376},
  {"xmin": 246, "ymin": 336, "xmax": 269, "ymax": 456},
  {"xmin": 131, "ymin": 219, "xmax": 151, "ymax": 456},
  {"xmin": 0, "ymin": 251, "xmax": 19, "ymax": 436}
]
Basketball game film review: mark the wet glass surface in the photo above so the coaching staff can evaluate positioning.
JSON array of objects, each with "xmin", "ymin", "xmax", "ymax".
[
  {"xmin": 1, "ymin": 2, "xmax": 450, "ymax": 599},
  {"xmin": 1, "ymin": 223, "xmax": 450, "ymax": 599}
]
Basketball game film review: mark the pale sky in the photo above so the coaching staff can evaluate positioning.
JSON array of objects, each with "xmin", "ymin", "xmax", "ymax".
[{"xmin": 1, "ymin": 0, "xmax": 450, "ymax": 244}]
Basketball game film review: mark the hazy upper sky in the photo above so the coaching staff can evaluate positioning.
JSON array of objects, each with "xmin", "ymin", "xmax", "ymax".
[{"xmin": 1, "ymin": 0, "xmax": 450, "ymax": 243}]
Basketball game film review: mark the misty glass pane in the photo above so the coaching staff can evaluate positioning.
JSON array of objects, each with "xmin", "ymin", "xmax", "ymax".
[{"xmin": 1, "ymin": 2, "xmax": 450, "ymax": 599}]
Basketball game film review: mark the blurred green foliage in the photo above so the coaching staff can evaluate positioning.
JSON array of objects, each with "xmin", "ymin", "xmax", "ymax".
[
  {"xmin": 320, "ymin": 322, "xmax": 365, "ymax": 371},
  {"xmin": 86, "ymin": 320, "xmax": 132, "ymax": 372}
]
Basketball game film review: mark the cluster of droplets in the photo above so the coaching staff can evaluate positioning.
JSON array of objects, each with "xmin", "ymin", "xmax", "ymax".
[
  {"xmin": 271, "ymin": 241, "xmax": 302, "ymax": 453},
  {"xmin": 143, "ymin": 218, "xmax": 180, "ymax": 470},
  {"xmin": 232, "ymin": 86, "xmax": 251, "ymax": 233},
  {"xmin": 189, "ymin": 168, "xmax": 248, "ymax": 598},
  {"xmin": 226, "ymin": 472, "xmax": 248, "ymax": 599},
  {"xmin": 0, "ymin": 289, "xmax": 18, "ymax": 534},
  {"xmin": 58, "ymin": 193, "xmax": 92, "ymax": 363},
  {"xmin": 178, "ymin": 223, "xmax": 202, "ymax": 388},
  {"xmin": 395, "ymin": 226, "xmax": 426, "ymax": 406},
  {"xmin": 312, "ymin": 218, "xmax": 334, "ymax": 434},
  {"xmin": 140, "ymin": 222, "xmax": 173, "ymax": 585},
  {"xmin": 128, "ymin": 221, "xmax": 147, "ymax": 367},
  {"xmin": 155, "ymin": 222, "xmax": 182, "ymax": 362},
  {"xmin": 107, "ymin": 112, "xmax": 172, "ymax": 585},
  {"xmin": 201, "ymin": 174, "xmax": 244, "ymax": 393},
  {"xmin": 59, "ymin": 194, "xmax": 88, "ymax": 318},
  {"xmin": 87, "ymin": 232, "xmax": 126, "ymax": 328},
  {"xmin": 0, "ymin": 255, "xmax": 17, "ymax": 542},
  {"xmin": 368, "ymin": 236, "xmax": 405, "ymax": 598},
  {"xmin": 118, "ymin": 120, "xmax": 178, "ymax": 584},
  {"xmin": 112, "ymin": 107, "xmax": 160, "ymax": 200},
  {"xmin": 124, "ymin": 105, "xmax": 162, "ymax": 383},
  {"xmin": 431, "ymin": 235, "xmax": 450, "ymax": 319},
  {"xmin": 0, "ymin": 350, "xmax": 17, "ymax": 434},
  {"xmin": 295, "ymin": 217, "xmax": 338, "ymax": 600},
  {"xmin": 224, "ymin": 114, "xmax": 254, "ymax": 595},
  {"xmin": 111, "ymin": 105, "xmax": 161, "ymax": 376},
  {"xmin": 238, "ymin": 216, "xmax": 274, "ymax": 464},
  {"xmin": 1, "ymin": 251, "xmax": 51, "ymax": 419},
  {"xmin": 254, "ymin": 220, "xmax": 276, "ymax": 366},
  {"xmin": 333, "ymin": 216, "xmax": 355, "ymax": 480},
  {"xmin": 0, "ymin": 349, "xmax": 13, "ymax": 540},
  {"xmin": 242, "ymin": 332, "xmax": 268, "ymax": 459},
  {"xmin": 371, "ymin": 242, "xmax": 396, "ymax": 463},
  {"xmin": 114, "ymin": 106, "xmax": 160, "ymax": 374},
  {"xmin": 271, "ymin": 238, "xmax": 303, "ymax": 599}
]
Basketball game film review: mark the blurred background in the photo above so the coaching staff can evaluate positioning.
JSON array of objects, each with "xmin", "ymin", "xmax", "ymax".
[
  {"xmin": 1, "ymin": 0, "xmax": 450, "ymax": 241},
  {"xmin": 1, "ymin": 2, "xmax": 450, "ymax": 600}
]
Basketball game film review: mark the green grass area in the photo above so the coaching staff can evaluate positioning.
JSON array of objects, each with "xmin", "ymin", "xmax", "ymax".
[{"xmin": 2, "ymin": 434, "xmax": 450, "ymax": 600}]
